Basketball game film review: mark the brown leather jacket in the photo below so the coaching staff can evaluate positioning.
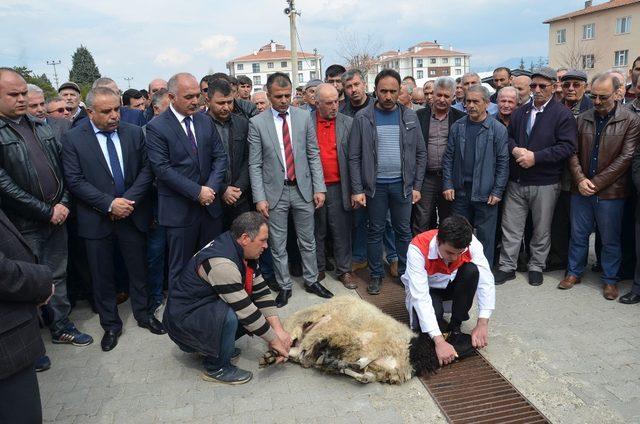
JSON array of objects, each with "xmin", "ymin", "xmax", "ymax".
[{"xmin": 569, "ymin": 104, "xmax": 640, "ymax": 199}]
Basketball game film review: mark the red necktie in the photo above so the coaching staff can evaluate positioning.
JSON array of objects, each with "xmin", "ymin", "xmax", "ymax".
[{"xmin": 278, "ymin": 112, "xmax": 296, "ymax": 181}]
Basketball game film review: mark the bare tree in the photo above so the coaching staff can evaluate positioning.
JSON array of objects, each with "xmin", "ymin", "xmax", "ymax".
[
  {"xmin": 556, "ymin": 42, "xmax": 602, "ymax": 72},
  {"xmin": 336, "ymin": 32, "xmax": 382, "ymax": 85}
]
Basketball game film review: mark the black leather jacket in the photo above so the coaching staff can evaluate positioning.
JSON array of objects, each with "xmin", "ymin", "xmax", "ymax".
[
  {"xmin": 233, "ymin": 98, "xmax": 258, "ymax": 120},
  {"xmin": 0, "ymin": 115, "xmax": 71, "ymax": 231}
]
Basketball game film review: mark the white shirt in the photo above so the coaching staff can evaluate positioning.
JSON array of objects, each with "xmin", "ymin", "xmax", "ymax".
[
  {"xmin": 91, "ymin": 121, "xmax": 124, "ymax": 179},
  {"xmin": 271, "ymin": 107, "xmax": 294, "ymax": 178},
  {"xmin": 528, "ymin": 95, "xmax": 552, "ymax": 130},
  {"xmin": 170, "ymin": 103, "xmax": 197, "ymax": 145},
  {"xmin": 400, "ymin": 235, "xmax": 495, "ymax": 338}
]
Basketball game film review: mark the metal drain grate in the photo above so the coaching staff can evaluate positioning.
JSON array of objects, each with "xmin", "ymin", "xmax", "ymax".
[{"xmin": 353, "ymin": 269, "xmax": 550, "ymax": 424}]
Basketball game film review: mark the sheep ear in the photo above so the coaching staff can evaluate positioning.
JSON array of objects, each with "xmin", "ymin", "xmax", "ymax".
[{"xmin": 409, "ymin": 334, "xmax": 440, "ymax": 376}]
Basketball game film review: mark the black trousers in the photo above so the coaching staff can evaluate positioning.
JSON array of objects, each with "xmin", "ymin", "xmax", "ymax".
[
  {"xmin": 85, "ymin": 220, "xmax": 149, "ymax": 332},
  {"xmin": 314, "ymin": 183, "xmax": 352, "ymax": 275},
  {"xmin": 222, "ymin": 196, "xmax": 251, "ymax": 231},
  {"xmin": 429, "ymin": 262, "xmax": 479, "ymax": 329},
  {"xmin": 0, "ymin": 365, "xmax": 42, "ymax": 424},
  {"xmin": 547, "ymin": 190, "xmax": 571, "ymax": 269},
  {"xmin": 411, "ymin": 172, "xmax": 452, "ymax": 236}
]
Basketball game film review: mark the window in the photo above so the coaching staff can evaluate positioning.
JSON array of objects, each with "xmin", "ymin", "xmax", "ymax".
[
  {"xmin": 281, "ymin": 61, "xmax": 287, "ymax": 68},
  {"xmin": 267, "ymin": 62, "xmax": 274, "ymax": 69},
  {"xmin": 417, "ymin": 70, "xmax": 423, "ymax": 79},
  {"xmin": 583, "ymin": 23, "xmax": 595, "ymax": 40},
  {"xmin": 616, "ymin": 16, "xmax": 632, "ymax": 34},
  {"xmin": 416, "ymin": 59, "xmax": 423, "ymax": 67},
  {"xmin": 253, "ymin": 76, "xmax": 261, "ymax": 85},
  {"xmin": 298, "ymin": 61, "xmax": 303, "ymax": 71},
  {"xmin": 455, "ymin": 69, "xmax": 462, "ymax": 75},
  {"xmin": 310, "ymin": 59, "xmax": 316, "ymax": 66},
  {"xmin": 429, "ymin": 70, "xmax": 436, "ymax": 76},
  {"xmin": 455, "ymin": 57, "xmax": 461, "ymax": 66},
  {"xmin": 556, "ymin": 29, "xmax": 566, "ymax": 44},
  {"xmin": 310, "ymin": 71, "xmax": 317, "ymax": 79},
  {"xmin": 430, "ymin": 58, "xmax": 436, "ymax": 64},
  {"xmin": 298, "ymin": 73, "xmax": 304, "ymax": 83},
  {"xmin": 582, "ymin": 54, "xmax": 595, "ymax": 69},
  {"xmin": 442, "ymin": 58, "xmax": 448, "ymax": 64},
  {"xmin": 252, "ymin": 63, "xmax": 260, "ymax": 73},
  {"xmin": 614, "ymin": 50, "xmax": 629, "ymax": 67},
  {"xmin": 237, "ymin": 63, "xmax": 244, "ymax": 71}
]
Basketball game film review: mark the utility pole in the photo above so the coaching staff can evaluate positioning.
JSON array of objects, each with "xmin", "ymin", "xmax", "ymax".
[
  {"xmin": 124, "ymin": 77, "xmax": 133, "ymax": 89},
  {"xmin": 46, "ymin": 60, "xmax": 61, "ymax": 89},
  {"xmin": 285, "ymin": 0, "xmax": 299, "ymax": 90},
  {"xmin": 313, "ymin": 48, "xmax": 319, "ymax": 79}
]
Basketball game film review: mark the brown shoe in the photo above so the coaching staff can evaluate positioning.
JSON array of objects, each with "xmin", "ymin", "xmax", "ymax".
[
  {"xmin": 557, "ymin": 275, "xmax": 580, "ymax": 290},
  {"xmin": 389, "ymin": 260, "xmax": 399, "ymax": 278},
  {"xmin": 339, "ymin": 272, "xmax": 360, "ymax": 289},
  {"xmin": 116, "ymin": 292, "xmax": 129, "ymax": 304},
  {"xmin": 603, "ymin": 284, "xmax": 619, "ymax": 300},
  {"xmin": 352, "ymin": 260, "xmax": 368, "ymax": 272},
  {"xmin": 318, "ymin": 271, "xmax": 326, "ymax": 282}
]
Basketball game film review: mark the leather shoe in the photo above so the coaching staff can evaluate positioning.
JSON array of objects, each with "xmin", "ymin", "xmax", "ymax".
[
  {"xmin": 603, "ymin": 284, "xmax": 619, "ymax": 301},
  {"xmin": 101, "ymin": 330, "xmax": 122, "ymax": 352},
  {"xmin": 339, "ymin": 272, "xmax": 360, "ymax": 289},
  {"xmin": 116, "ymin": 292, "xmax": 129, "ymax": 305},
  {"xmin": 305, "ymin": 281, "xmax": 333, "ymax": 299},
  {"xmin": 138, "ymin": 317, "xmax": 166, "ymax": 335},
  {"xmin": 275, "ymin": 289, "xmax": 292, "ymax": 308},
  {"xmin": 528, "ymin": 271, "xmax": 543, "ymax": 286},
  {"xmin": 619, "ymin": 292, "xmax": 640, "ymax": 304},
  {"xmin": 367, "ymin": 277, "xmax": 382, "ymax": 295},
  {"xmin": 557, "ymin": 275, "xmax": 580, "ymax": 290}
]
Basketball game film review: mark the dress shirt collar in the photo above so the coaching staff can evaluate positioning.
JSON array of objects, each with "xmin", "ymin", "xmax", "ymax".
[
  {"xmin": 90, "ymin": 120, "xmax": 116, "ymax": 136},
  {"xmin": 316, "ymin": 111, "xmax": 335, "ymax": 126},
  {"xmin": 531, "ymin": 96, "xmax": 552, "ymax": 113},
  {"xmin": 271, "ymin": 107, "xmax": 290, "ymax": 119},
  {"xmin": 170, "ymin": 103, "xmax": 189, "ymax": 123}
]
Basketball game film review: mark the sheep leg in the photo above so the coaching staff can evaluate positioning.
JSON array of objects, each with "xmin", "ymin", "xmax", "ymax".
[{"xmin": 342, "ymin": 368, "xmax": 376, "ymax": 384}]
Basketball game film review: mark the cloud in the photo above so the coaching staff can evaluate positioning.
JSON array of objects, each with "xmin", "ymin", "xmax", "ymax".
[
  {"xmin": 196, "ymin": 35, "xmax": 238, "ymax": 59},
  {"xmin": 154, "ymin": 48, "xmax": 192, "ymax": 67}
]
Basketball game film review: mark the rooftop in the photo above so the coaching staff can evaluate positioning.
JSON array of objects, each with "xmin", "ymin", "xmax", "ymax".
[
  {"xmin": 228, "ymin": 41, "xmax": 320, "ymax": 62},
  {"xmin": 544, "ymin": 0, "xmax": 640, "ymax": 23}
]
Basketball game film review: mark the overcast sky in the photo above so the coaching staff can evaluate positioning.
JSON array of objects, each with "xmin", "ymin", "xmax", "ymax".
[{"xmin": 1, "ymin": 0, "xmax": 589, "ymax": 90}]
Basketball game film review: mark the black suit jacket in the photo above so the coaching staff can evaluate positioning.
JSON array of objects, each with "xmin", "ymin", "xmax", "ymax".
[
  {"xmin": 47, "ymin": 116, "xmax": 71, "ymax": 142},
  {"xmin": 61, "ymin": 120, "xmax": 154, "ymax": 239},
  {"xmin": 145, "ymin": 108, "xmax": 228, "ymax": 227},
  {"xmin": 416, "ymin": 105, "xmax": 467, "ymax": 148},
  {"xmin": 0, "ymin": 208, "xmax": 52, "ymax": 379}
]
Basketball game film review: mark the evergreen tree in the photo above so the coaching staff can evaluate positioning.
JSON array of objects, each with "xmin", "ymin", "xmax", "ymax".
[
  {"xmin": 68, "ymin": 45, "xmax": 101, "ymax": 86},
  {"xmin": 519, "ymin": 58, "xmax": 525, "ymax": 70},
  {"xmin": 13, "ymin": 66, "xmax": 57, "ymax": 98}
]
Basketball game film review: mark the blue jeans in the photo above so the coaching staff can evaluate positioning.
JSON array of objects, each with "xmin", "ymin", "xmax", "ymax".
[
  {"xmin": 352, "ymin": 209, "xmax": 397, "ymax": 263},
  {"xmin": 146, "ymin": 223, "xmax": 166, "ymax": 310},
  {"xmin": 259, "ymin": 246, "xmax": 275, "ymax": 279},
  {"xmin": 366, "ymin": 182, "xmax": 412, "ymax": 278},
  {"xmin": 453, "ymin": 185, "xmax": 499, "ymax": 266},
  {"xmin": 567, "ymin": 195, "xmax": 625, "ymax": 285},
  {"xmin": 202, "ymin": 307, "xmax": 244, "ymax": 371}
]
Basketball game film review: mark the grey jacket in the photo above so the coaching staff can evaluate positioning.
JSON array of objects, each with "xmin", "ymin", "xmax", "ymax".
[
  {"xmin": 311, "ymin": 112, "xmax": 353, "ymax": 211},
  {"xmin": 248, "ymin": 107, "xmax": 326, "ymax": 207},
  {"xmin": 348, "ymin": 101, "xmax": 427, "ymax": 198},
  {"xmin": 442, "ymin": 115, "xmax": 509, "ymax": 202}
]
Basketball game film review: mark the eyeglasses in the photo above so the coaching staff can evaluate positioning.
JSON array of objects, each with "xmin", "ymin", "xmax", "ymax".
[
  {"xmin": 201, "ymin": 87, "xmax": 208, "ymax": 93},
  {"xmin": 529, "ymin": 83, "xmax": 551, "ymax": 90},
  {"xmin": 562, "ymin": 81, "xmax": 584, "ymax": 89},
  {"xmin": 588, "ymin": 93, "xmax": 613, "ymax": 101},
  {"xmin": 47, "ymin": 107, "xmax": 74, "ymax": 114}
]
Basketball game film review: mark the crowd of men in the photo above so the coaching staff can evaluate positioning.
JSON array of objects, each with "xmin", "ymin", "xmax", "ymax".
[{"xmin": 2, "ymin": 55, "xmax": 640, "ymax": 418}]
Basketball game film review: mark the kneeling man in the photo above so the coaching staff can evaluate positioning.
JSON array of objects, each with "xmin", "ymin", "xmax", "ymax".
[
  {"xmin": 401, "ymin": 215, "xmax": 495, "ymax": 366},
  {"xmin": 164, "ymin": 212, "xmax": 291, "ymax": 384}
]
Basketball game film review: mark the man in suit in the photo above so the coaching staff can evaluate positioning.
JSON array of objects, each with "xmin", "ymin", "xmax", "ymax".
[
  {"xmin": 249, "ymin": 72, "xmax": 331, "ymax": 307},
  {"xmin": 91, "ymin": 78, "xmax": 147, "ymax": 126},
  {"xmin": 146, "ymin": 73, "xmax": 228, "ymax": 291},
  {"xmin": 0, "ymin": 207, "xmax": 54, "ymax": 424},
  {"xmin": 62, "ymin": 87, "xmax": 163, "ymax": 352}
]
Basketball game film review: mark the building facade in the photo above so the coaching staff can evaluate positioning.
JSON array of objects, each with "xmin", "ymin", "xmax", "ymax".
[
  {"xmin": 545, "ymin": 0, "xmax": 640, "ymax": 80},
  {"xmin": 226, "ymin": 41, "xmax": 322, "ymax": 92}
]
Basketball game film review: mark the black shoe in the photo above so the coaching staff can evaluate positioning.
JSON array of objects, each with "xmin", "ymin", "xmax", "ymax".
[
  {"xmin": 275, "ymin": 289, "xmax": 292, "ymax": 308},
  {"xmin": 289, "ymin": 262, "xmax": 303, "ymax": 277},
  {"xmin": 367, "ymin": 277, "xmax": 382, "ymax": 295},
  {"xmin": 493, "ymin": 270, "xmax": 516, "ymax": 285},
  {"xmin": 305, "ymin": 281, "xmax": 333, "ymax": 299},
  {"xmin": 101, "ymin": 329, "xmax": 122, "ymax": 352},
  {"xmin": 619, "ymin": 292, "xmax": 640, "ymax": 304},
  {"xmin": 528, "ymin": 271, "xmax": 543, "ymax": 286},
  {"xmin": 138, "ymin": 317, "xmax": 166, "ymax": 335}
]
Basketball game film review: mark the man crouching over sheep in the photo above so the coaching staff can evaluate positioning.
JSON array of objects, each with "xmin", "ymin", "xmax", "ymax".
[
  {"xmin": 402, "ymin": 215, "xmax": 495, "ymax": 366},
  {"xmin": 163, "ymin": 212, "xmax": 292, "ymax": 384}
]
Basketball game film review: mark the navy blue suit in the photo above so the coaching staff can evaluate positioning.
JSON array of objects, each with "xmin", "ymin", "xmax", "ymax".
[
  {"xmin": 62, "ymin": 120, "xmax": 154, "ymax": 331},
  {"xmin": 145, "ymin": 107, "xmax": 227, "ymax": 289}
]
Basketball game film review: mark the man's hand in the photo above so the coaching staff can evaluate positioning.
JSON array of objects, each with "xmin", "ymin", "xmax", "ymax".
[
  {"xmin": 313, "ymin": 192, "xmax": 325, "ymax": 209},
  {"xmin": 515, "ymin": 149, "xmax": 535, "ymax": 169},
  {"xmin": 512, "ymin": 147, "xmax": 526, "ymax": 158},
  {"xmin": 222, "ymin": 186, "xmax": 242, "ymax": 205},
  {"xmin": 275, "ymin": 329, "xmax": 293, "ymax": 351},
  {"xmin": 268, "ymin": 337, "xmax": 290, "ymax": 364},
  {"xmin": 487, "ymin": 195, "xmax": 501, "ymax": 206},
  {"xmin": 578, "ymin": 179, "xmax": 596, "ymax": 196},
  {"xmin": 38, "ymin": 284, "xmax": 55, "ymax": 307},
  {"xmin": 199, "ymin": 186, "xmax": 216, "ymax": 206},
  {"xmin": 256, "ymin": 200, "xmax": 270, "ymax": 218},
  {"xmin": 434, "ymin": 335, "xmax": 458, "ymax": 366},
  {"xmin": 412, "ymin": 190, "xmax": 421, "ymax": 205},
  {"xmin": 443, "ymin": 189, "xmax": 455, "ymax": 202},
  {"xmin": 50, "ymin": 203, "xmax": 70, "ymax": 225},
  {"xmin": 351, "ymin": 193, "xmax": 366, "ymax": 209},
  {"xmin": 471, "ymin": 318, "xmax": 489, "ymax": 349},
  {"xmin": 110, "ymin": 198, "xmax": 135, "ymax": 218}
]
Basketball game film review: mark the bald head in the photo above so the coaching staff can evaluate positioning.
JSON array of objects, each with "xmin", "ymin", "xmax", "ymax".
[
  {"xmin": 148, "ymin": 78, "xmax": 168, "ymax": 95},
  {"xmin": 315, "ymin": 83, "xmax": 339, "ymax": 120},
  {"xmin": 168, "ymin": 73, "xmax": 200, "ymax": 116},
  {"xmin": 0, "ymin": 68, "xmax": 28, "ymax": 119},
  {"xmin": 512, "ymin": 75, "xmax": 532, "ymax": 105}
]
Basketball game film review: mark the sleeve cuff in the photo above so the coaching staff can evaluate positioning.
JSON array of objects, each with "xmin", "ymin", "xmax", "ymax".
[
  {"xmin": 428, "ymin": 329, "xmax": 443, "ymax": 339},
  {"xmin": 478, "ymin": 309, "xmax": 493, "ymax": 319},
  {"xmin": 261, "ymin": 327, "xmax": 277, "ymax": 343}
]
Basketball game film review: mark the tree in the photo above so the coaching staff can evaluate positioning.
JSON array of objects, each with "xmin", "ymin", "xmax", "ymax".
[
  {"xmin": 519, "ymin": 58, "xmax": 525, "ymax": 70},
  {"xmin": 68, "ymin": 45, "xmax": 101, "ymax": 88},
  {"xmin": 556, "ymin": 43, "xmax": 601, "ymax": 72},
  {"xmin": 13, "ymin": 66, "xmax": 57, "ymax": 99},
  {"xmin": 336, "ymin": 32, "xmax": 382, "ymax": 87}
]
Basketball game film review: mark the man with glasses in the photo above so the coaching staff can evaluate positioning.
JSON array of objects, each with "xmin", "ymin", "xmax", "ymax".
[
  {"xmin": 494, "ymin": 67, "xmax": 577, "ymax": 286},
  {"xmin": 559, "ymin": 74, "xmax": 640, "ymax": 300},
  {"xmin": 46, "ymin": 97, "xmax": 73, "ymax": 120},
  {"xmin": 560, "ymin": 70, "xmax": 592, "ymax": 117}
]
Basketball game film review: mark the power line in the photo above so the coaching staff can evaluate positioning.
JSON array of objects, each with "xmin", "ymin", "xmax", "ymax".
[
  {"xmin": 46, "ymin": 60, "xmax": 61, "ymax": 89},
  {"xmin": 123, "ymin": 76, "xmax": 133, "ymax": 89}
]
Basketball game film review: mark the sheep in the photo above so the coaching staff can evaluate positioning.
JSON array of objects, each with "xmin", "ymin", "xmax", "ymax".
[{"xmin": 259, "ymin": 296, "xmax": 473, "ymax": 384}]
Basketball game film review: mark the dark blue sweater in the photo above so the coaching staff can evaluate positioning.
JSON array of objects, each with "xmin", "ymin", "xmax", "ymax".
[{"xmin": 507, "ymin": 97, "xmax": 577, "ymax": 186}]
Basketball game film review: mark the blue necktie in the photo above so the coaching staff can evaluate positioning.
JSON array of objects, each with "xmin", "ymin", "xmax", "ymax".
[
  {"xmin": 183, "ymin": 116, "xmax": 198, "ymax": 152},
  {"xmin": 100, "ymin": 131, "xmax": 125, "ymax": 196}
]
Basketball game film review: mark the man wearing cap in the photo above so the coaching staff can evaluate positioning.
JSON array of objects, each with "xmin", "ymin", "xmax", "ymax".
[
  {"xmin": 300, "ymin": 79, "xmax": 322, "ymax": 112},
  {"xmin": 494, "ymin": 67, "xmax": 577, "ymax": 286},
  {"xmin": 561, "ymin": 70, "xmax": 593, "ymax": 117},
  {"xmin": 59, "ymin": 82, "xmax": 86, "ymax": 128}
]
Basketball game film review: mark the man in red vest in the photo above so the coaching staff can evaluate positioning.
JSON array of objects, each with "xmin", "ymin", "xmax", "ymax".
[{"xmin": 401, "ymin": 215, "xmax": 495, "ymax": 365}]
